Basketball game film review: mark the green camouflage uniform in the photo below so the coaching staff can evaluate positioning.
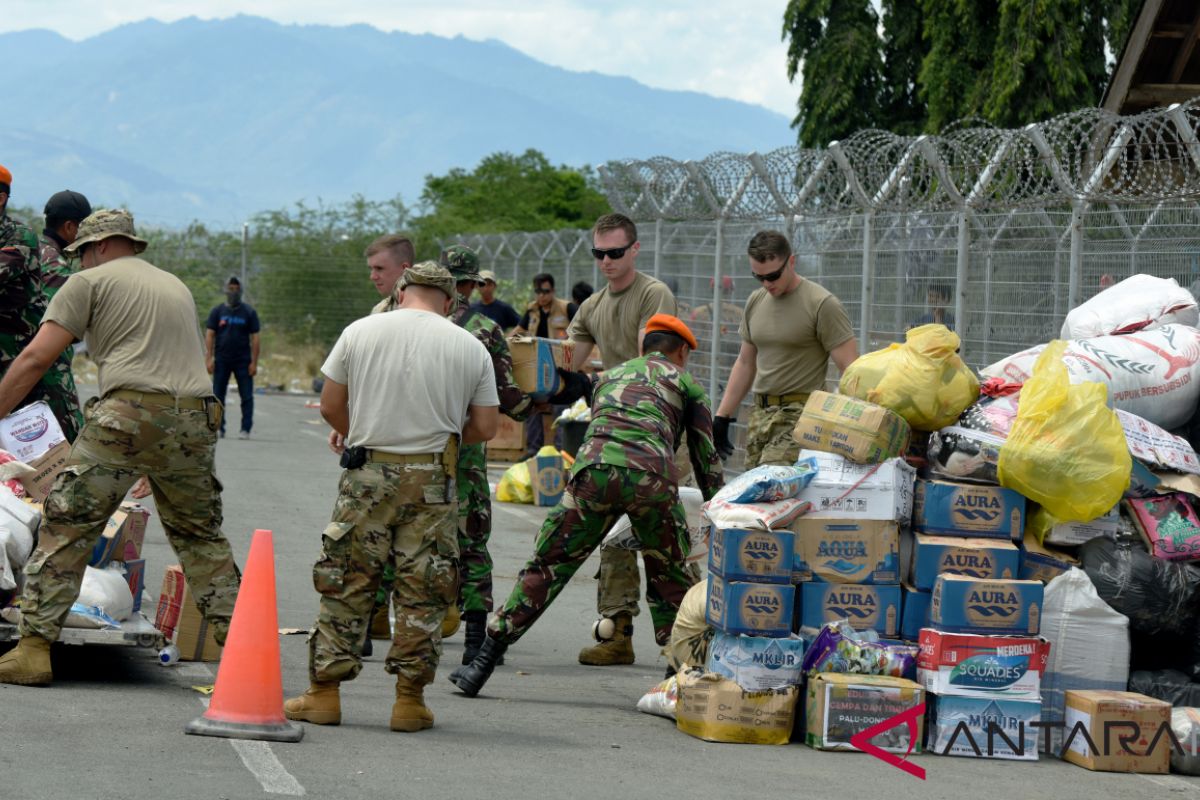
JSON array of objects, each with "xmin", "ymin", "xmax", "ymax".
[
  {"xmin": 0, "ymin": 216, "xmax": 57, "ymax": 428},
  {"xmin": 20, "ymin": 395, "xmax": 240, "ymax": 642},
  {"xmin": 452, "ymin": 298, "xmax": 532, "ymax": 614},
  {"xmin": 489, "ymin": 353, "xmax": 723, "ymax": 646},
  {"xmin": 743, "ymin": 400, "xmax": 808, "ymax": 468},
  {"xmin": 309, "ymin": 461, "xmax": 458, "ymax": 685},
  {"xmin": 35, "ymin": 233, "xmax": 84, "ymax": 441}
]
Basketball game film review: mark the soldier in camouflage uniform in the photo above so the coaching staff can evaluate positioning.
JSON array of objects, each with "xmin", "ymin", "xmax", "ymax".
[
  {"xmin": 440, "ymin": 245, "xmax": 536, "ymax": 662},
  {"xmin": 286, "ymin": 262, "xmax": 500, "ymax": 732},
  {"xmin": 0, "ymin": 209, "xmax": 240, "ymax": 687},
  {"xmin": 451, "ymin": 314, "xmax": 723, "ymax": 697}
]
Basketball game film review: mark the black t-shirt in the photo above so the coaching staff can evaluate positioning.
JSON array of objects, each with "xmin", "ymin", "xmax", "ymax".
[
  {"xmin": 519, "ymin": 307, "xmax": 550, "ymax": 338},
  {"xmin": 471, "ymin": 299, "xmax": 520, "ymax": 330},
  {"xmin": 206, "ymin": 302, "xmax": 261, "ymax": 362}
]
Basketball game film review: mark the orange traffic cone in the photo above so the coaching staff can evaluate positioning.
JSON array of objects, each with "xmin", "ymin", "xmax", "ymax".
[{"xmin": 185, "ymin": 529, "xmax": 303, "ymax": 742}]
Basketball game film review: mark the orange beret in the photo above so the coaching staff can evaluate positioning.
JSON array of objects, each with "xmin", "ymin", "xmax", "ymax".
[
  {"xmin": 0, "ymin": 164, "xmax": 10, "ymax": 187},
  {"xmin": 645, "ymin": 313, "xmax": 698, "ymax": 349}
]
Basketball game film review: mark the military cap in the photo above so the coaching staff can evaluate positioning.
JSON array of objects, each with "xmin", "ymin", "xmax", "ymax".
[
  {"xmin": 645, "ymin": 313, "xmax": 698, "ymax": 349},
  {"xmin": 399, "ymin": 261, "xmax": 456, "ymax": 299},
  {"xmin": 440, "ymin": 244, "xmax": 482, "ymax": 282},
  {"xmin": 44, "ymin": 190, "xmax": 93, "ymax": 223},
  {"xmin": 64, "ymin": 209, "xmax": 148, "ymax": 255},
  {"xmin": 477, "ymin": 269, "xmax": 498, "ymax": 285}
]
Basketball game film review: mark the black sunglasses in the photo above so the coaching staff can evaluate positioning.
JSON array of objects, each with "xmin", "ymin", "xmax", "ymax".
[
  {"xmin": 591, "ymin": 242, "xmax": 636, "ymax": 261},
  {"xmin": 752, "ymin": 264, "xmax": 787, "ymax": 283}
]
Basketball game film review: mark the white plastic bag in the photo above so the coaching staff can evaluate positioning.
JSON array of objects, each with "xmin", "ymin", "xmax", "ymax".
[
  {"xmin": 1061, "ymin": 274, "xmax": 1198, "ymax": 339},
  {"xmin": 702, "ymin": 497, "xmax": 810, "ymax": 531},
  {"xmin": 636, "ymin": 675, "xmax": 679, "ymax": 719},
  {"xmin": 1172, "ymin": 708, "xmax": 1200, "ymax": 776},
  {"xmin": 0, "ymin": 487, "xmax": 40, "ymax": 591},
  {"xmin": 72, "ymin": 564, "xmax": 134, "ymax": 623}
]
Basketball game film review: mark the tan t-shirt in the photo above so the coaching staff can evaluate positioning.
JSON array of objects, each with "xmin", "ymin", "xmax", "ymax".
[
  {"xmin": 567, "ymin": 271, "xmax": 676, "ymax": 368},
  {"xmin": 322, "ymin": 308, "xmax": 498, "ymax": 454},
  {"xmin": 740, "ymin": 277, "xmax": 855, "ymax": 396},
  {"xmin": 43, "ymin": 256, "xmax": 213, "ymax": 398}
]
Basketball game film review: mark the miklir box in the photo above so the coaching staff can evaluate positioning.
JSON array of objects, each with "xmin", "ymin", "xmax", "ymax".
[
  {"xmin": 790, "ymin": 518, "xmax": 899, "ymax": 584},
  {"xmin": 705, "ymin": 631, "xmax": 808, "ymax": 691},
  {"xmin": 795, "ymin": 449, "xmax": 915, "ymax": 521},
  {"xmin": 706, "ymin": 574, "xmax": 794, "ymax": 637},
  {"xmin": 791, "ymin": 391, "xmax": 910, "ymax": 464},
  {"xmin": 917, "ymin": 629, "xmax": 1049, "ymax": 698},
  {"xmin": 1062, "ymin": 691, "xmax": 1171, "ymax": 774},
  {"xmin": 910, "ymin": 534, "xmax": 1020, "ymax": 590},
  {"xmin": 913, "ymin": 479, "xmax": 1025, "ymax": 539},
  {"xmin": 805, "ymin": 673, "xmax": 925, "ymax": 752},
  {"xmin": 709, "ymin": 527, "xmax": 794, "ymax": 584},
  {"xmin": 930, "ymin": 575, "xmax": 1043, "ymax": 636},
  {"xmin": 797, "ymin": 582, "xmax": 901, "ymax": 637},
  {"xmin": 928, "ymin": 694, "xmax": 1042, "ymax": 760}
]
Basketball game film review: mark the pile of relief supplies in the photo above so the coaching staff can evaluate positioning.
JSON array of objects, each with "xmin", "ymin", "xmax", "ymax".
[{"xmin": 637, "ymin": 276, "xmax": 1200, "ymax": 775}]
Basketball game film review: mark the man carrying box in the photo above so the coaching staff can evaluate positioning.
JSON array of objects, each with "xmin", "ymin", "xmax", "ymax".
[
  {"xmin": 713, "ymin": 230, "xmax": 857, "ymax": 467},
  {"xmin": 0, "ymin": 209, "xmax": 241, "ymax": 686},
  {"xmin": 450, "ymin": 314, "xmax": 724, "ymax": 697}
]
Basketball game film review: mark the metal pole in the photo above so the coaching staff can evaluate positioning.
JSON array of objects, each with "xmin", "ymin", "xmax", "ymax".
[
  {"xmin": 240, "ymin": 222, "xmax": 248, "ymax": 286},
  {"xmin": 955, "ymin": 210, "xmax": 970, "ymax": 360},
  {"xmin": 710, "ymin": 219, "xmax": 724, "ymax": 402},
  {"xmin": 858, "ymin": 211, "xmax": 876, "ymax": 354},
  {"xmin": 653, "ymin": 218, "xmax": 663, "ymax": 279},
  {"xmin": 1068, "ymin": 203, "xmax": 1084, "ymax": 311}
]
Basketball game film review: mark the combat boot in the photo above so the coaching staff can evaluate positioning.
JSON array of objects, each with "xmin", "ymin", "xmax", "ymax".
[
  {"xmin": 284, "ymin": 681, "xmax": 342, "ymax": 725},
  {"xmin": 449, "ymin": 636, "xmax": 507, "ymax": 698},
  {"xmin": 0, "ymin": 635, "xmax": 53, "ymax": 686},
  {"xmin": 461, "ymin": 611, "xmax": 504, "ymax": 666},
  {"xmin": 577, "ymin": 613, "xmax": 635, "ymax": 666},
  {"xmin": 441, "ymin": 604, "xmax": 462, "ymax": 638},
  {"xmin": 390, "ymin": 676, "xmax": 434, "ymax": 732},
  {"xmin": 369, "ymin": 604, "xmax": 391, "ymax": 639}
]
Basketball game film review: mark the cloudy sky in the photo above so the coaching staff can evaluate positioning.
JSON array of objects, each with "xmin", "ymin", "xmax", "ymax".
[{"xmin": 3, "ymin": 0, "xmax": 798, "ymax": 116}]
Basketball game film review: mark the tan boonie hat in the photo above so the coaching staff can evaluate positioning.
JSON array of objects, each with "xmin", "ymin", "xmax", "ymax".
[
  {"xmin": 399, "ymin": 261, "xmax": 456, "ymax": 299},
  {"xmin": 64, "ymin": 209, "xmax": 149, "ymax": 255},
  {"xmin": 477, "ymin": 269, "xmax": 498, "ymax": 285}
]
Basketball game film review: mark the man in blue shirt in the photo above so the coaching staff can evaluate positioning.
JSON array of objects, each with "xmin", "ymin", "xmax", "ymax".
[
  {"xmin": 205, "ymin": 276, "xmax": 261, "ymax": 439},
  {"xmin": 470, "ymin": 270, "xmax": 520, "ymax": 331}
]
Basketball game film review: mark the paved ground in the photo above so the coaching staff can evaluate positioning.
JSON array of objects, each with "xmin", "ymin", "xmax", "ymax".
[{"xmin": 0, "ymin": 392, "xmax": 1197, "ymax": 799}]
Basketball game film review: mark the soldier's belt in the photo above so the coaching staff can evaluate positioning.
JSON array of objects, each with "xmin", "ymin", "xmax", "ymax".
[
  {"xmin": 365, "ymin": 449, "xmax": 441, "ymax": 465},
  {"xmin": 108, "ymin": 389, "xmax": 208, "ymax": 411},
  {"xmin": 756, "ymin": 392, "xmax": 809, "ymax": 408}
]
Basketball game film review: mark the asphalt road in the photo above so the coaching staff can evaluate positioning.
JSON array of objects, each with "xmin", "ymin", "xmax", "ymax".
[{"xmin": 1, "ymin": 392, "xmax": 1197, "ymax": 799}]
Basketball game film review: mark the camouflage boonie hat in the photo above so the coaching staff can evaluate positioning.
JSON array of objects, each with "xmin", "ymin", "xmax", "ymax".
[
  {"xmin": 440, "ymin": 244, "xmax": 482, "ymax": 282},
  {"xmin": 399, "ymin": 261, "xmax": 456, "ymax": 299},
  {"xmin": 64, "ymin": 209, "xmax": 148, "ymax": 255}
]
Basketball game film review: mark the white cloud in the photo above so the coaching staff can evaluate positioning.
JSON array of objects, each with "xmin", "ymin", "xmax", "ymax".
[{"xmin": 2, "ymin": 0, "xmax": 797, "ymax": 115}]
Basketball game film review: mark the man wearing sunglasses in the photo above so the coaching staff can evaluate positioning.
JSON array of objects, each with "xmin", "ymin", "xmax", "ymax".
[
  {"xmin": 713, "ymin": 230, "xmax": 857, "ymax": 468},
  {"xmin": 566, "ymin": 212, "xmax": 678, "ymax": 667}
]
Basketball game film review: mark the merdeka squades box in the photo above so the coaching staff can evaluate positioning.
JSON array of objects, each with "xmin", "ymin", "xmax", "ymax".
[
  {"xmin": 910, "ymin": 534, "xmax": 1020, "ymax": 590},
  {"xmin": 917, "ymin": 628, "xmax": 1049, "ymax": 698},
  {"xmin": 708, "ymin": 527, "xmax": 794, "ymax": 584},
  {"xmin": 913, "ymin": 479, "xmax": 1025, "ymax": 540},
  {"xmin": 706, "ymin": 574, "xmax": 794, "ymax": 637},
  {"xmin": 790, "ymin": 517, "xmax": 899, "ymax": 584},
  {"xmin": 796, "ymin": 582, "xmax": 901, "ymax": 637},
  {"xmin": 930, "ymin": 574, "xmax": 1043, "ymax": 636}
]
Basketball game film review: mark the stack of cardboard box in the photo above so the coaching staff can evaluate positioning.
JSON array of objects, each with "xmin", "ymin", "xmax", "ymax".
[{"xmin": 155, "ymin": 564, "xmax": 222, "ymax": 662}]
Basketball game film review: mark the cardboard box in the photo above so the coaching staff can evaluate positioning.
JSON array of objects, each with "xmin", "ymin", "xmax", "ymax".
[
  {"xmin": 928, "ymin": 694, "xmax": 1042, "ymax": 760},
  {"xmin": 797, "ymin": 582, "xmax": 901, "ymax": 636},
  {"xmin": 531, "ymin": 450, "xmax": 564, "ymax": 506},
  {"xmin": 790, "ymin": 518, "xmax": 899, "ymax": 584},
  {"xmin": 509, "ymin": 336, "xmax": 571, "ymax": 399},
  {"xmin": 155, "ymin": 564, "xmax": 221, "ymax": 662},
  {"xmin": 490, "ymin": 413, "xmax": 526, "ymax": 451},
  {"xmin": 910, "ymin": 534, "xmax": 1020, "ymax": 590},
  {"xmin": 930, "ymin": 575, "xmax": 1043, "ymax": 636},
  {"xmin": 675, "ymin": 670, "xmax": 799, "ymax": 745},
  {"xmin": 1062, "ymin": 691, "xmax": 1171, "ymax": 774},
  {"xmin": 805, "ymin": 672, "xmax": 925, "ymax": 752},
  {"xmin": 913, "ymin": 479, "xmax": 1026, "ymax": 540},
  {"xmin": 791, "ymin": 391, "xmax": 911, "ymax": 464},
  {"xmin": 709, "ymin": 527, "xmax": 794, "ymax": 584},
  {"xmin": 917, "ymin": 629, "xmax": 1049, "ymax": 698},
  {"xmin": 119, "ymin": 558, "xmax": 146, "ymax": 613},
  {"xmin": 795, "ymin": 449, "xmax": 915, "ymax": 521},
  {"xmin": 1019, "ymin": 534, "xmax": 1079, "ymax": 583},
  {"xmin": 118, "ymin": 502, "xmax": 150, "ymax": 561},
  {"xmin": 19, "ymin": 440, "xmax": 71, "ymax": 502},
  {"xmin": 1125, "ymin": 494, "xmax": 1200, "ymax": 561},
  {"xmin": 901, "ymin": 585, "xmax": 931, "ymax": 641},
  {"xmin": 88, "ymin": 504, "xmax": 152, "ymax": 568},
  {"xmin": 1040, "ymin": 507, "xmax": 1121, "ymax": 547},
  {"xmin": 706, "ymin": 574, "xmax": 794, "ymax": 636},
  {"xmin": 705, "ymin": 631, "xmax": 808, "ymax": 690},
  {"xmin": 0, "ymin": 400, "xmax": 65, "ymax": 461}
]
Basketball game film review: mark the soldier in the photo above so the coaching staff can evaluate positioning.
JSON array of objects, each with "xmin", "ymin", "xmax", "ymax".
[
  {"xmin": 441, "ymin": 245, "xmax": 536, "ymax": 663},
  {"xmin": 36, "ymin": 190, "xmax": 92, "ymax": 441},
  {"xmin": 713, "ymin": 230, "xmax": 857, "ymax": 467},
  {"xmin": 285, "ymin": 262, "xmax": 498, "ymax": 732},
  {"xmin": 366, "ymin": 233, "xmax": 414, "ymax": 314},
  {"xmin": 0, "ymin": 210, "xmax": 241, "ymax": 686},
  {"xmin": 566, "ymin": 212, "xmax": 677, "ymax": 666},
  {"xmin": 450, "ymin": 314, "xmax": 723, "ymax": 697}
]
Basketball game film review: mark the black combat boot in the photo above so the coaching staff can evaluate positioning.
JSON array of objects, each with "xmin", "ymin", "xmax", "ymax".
[
  {"xmin": 461, "ymin": 611, "xmax": 487, "ymax": 665},
  {"xmin": 449, "ymin": 636, "xmax": 508, "ymax": 697}
]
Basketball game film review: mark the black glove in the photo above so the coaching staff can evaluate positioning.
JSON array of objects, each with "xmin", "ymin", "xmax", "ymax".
[
  {"xmin": 713, "ymin": 416, "xmax": 735, "ymax": 461},
  {"xmin": 549, "ymin": 368, "xmax": 594, "ymax": 406}
]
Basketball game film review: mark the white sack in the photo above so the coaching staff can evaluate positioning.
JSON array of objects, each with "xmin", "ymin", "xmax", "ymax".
[{"xmin": 1061, "ymin": 274, "xmax": 1198, "ymax": 340}]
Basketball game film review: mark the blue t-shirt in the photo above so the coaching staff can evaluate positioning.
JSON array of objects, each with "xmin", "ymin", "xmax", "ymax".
[
  {"xmin": 206, "ymin": 302, "xmax": 261, "ymax": 362},
  {"xmin": 471, "ymin": 299, "xmax": 520, "ymax": 330}
]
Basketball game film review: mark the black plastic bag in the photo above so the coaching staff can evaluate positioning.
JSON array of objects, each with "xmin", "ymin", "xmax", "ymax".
[
  {"xmin": 1079, "ymin": 536, "xmax": 1200, "ymax": 640},
  {"xmin": 1128, "ymin": 669, "xmax": 1200, "ymax": 708}
]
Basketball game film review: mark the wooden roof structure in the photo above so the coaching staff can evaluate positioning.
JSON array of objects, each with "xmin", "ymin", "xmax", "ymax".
[{"xmin": 1104, "ymin": 0, "xmax": 1200, "ymax": 114}]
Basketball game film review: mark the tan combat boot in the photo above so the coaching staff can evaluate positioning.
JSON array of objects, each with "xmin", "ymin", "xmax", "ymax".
[
  {"xmin": 577, "ymin": 613, "xmax": 635, "ymax": 666},
  {"xmin": 0, "ymin": 635, "xmax": 53, "ymax": 686},
  {"xmin": 284, "ymin": 681, "xmax": 342, "ymax": 725},
  {"xmin": 390, "ymin": 676, "xmax": 434, "ymax": 732},
  {"xmin": 369, "ymin": 604, "xmax": 391, "ymax": 639},
  {"xmin": 441, "ymin": 605, "xmax": 462, "ymax": 638}
]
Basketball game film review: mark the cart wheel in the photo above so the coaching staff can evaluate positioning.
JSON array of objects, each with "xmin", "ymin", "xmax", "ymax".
[
  {"xmin": 158, "ymin": 645, "xmax": 180, "ymax": 666},
  {"xmin": 137, "ymin": 633, "xmax": 156, "ymax": 647}
]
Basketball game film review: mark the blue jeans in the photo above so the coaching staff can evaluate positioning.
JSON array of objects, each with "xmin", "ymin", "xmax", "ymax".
[{"xmin": 213, "ymin": 360, "xmax": 253, "ymax": 434}]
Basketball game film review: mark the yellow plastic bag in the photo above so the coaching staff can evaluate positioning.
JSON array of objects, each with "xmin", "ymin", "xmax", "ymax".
[
  {"xmin": 839, "ymin": 324, "xmax": 980, "ymax": 431},
  {"xmin": 496, "ymin": 460, "xmax": 534, "ymax": 504},
  {"xmin": 997, "ymin": 340, "xmax": 1131, "ymax": 522}
]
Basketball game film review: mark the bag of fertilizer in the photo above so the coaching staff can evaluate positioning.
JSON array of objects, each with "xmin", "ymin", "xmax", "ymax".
[{"xmin": 1061, "ymin": 274, "xmax": 1198, "ymax": 340}]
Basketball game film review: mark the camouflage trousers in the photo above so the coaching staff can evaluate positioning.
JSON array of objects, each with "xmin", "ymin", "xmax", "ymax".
[
  {"xmin": 308, "ymin": 461, "xmax": 458, "ymax": 687},
  {"xmin": 744, "ymin": 400, "xmax": 808, "ymax": 468},
  {"xmin": 490, "ymin": 465, "xmax": 697, "ymax": 647},
  {"xmin": 20, "ymin": 395, "xmax": 239, "ymax": 642},
  {"xmin": 456, "ymin": 442, "xmax": 493, "ymax": 613},
  {"xmin": 595, "ymin": 441, "xmax": 696, "ymax": 620}
]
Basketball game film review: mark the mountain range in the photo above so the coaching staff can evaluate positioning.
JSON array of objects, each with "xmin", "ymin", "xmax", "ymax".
[{"xmin": 1, "ymin": 16, "xmax": 793, "ymax": 228}]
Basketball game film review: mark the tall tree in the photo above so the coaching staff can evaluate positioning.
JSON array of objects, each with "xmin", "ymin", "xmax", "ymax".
[
  {"xmin": 880, "ymin": 0, "xmax": 928, "ymax": 136},
  {"xmin": 782, "ymin": 0, "xmax": 885, "ymax": 147},
  {"xmin": 918, "ymin": 0, "xmax": 1000, "ymax": 132},
  {"xmin": 1105, "ymin": 0, "xmax": 1145, "ymax": 66}
]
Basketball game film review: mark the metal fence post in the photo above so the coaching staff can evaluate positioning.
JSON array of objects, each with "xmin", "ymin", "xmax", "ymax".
[
  {"xmin": 859, "ymin": 211, "xmax": 876, "ymax": 353},
  {"xmin": 653, "ymin": 218, "xmax": 663, "ymax": 279},
  {"xmin": 955, "ymin": 210, "xmax": 970, "ymax": 361},
  {"xmin": 1068, "ymin": 203, "xmax": 1084, "ymax": 311},
  {"xmin": 710, "ymin": 218, "xmax": 724, "ymax": 403}
]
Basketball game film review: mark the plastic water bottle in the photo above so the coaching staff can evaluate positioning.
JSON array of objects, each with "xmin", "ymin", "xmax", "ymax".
[{"xmin": 158, "ymin": 644, "xmax": 180, "ymax": 666}]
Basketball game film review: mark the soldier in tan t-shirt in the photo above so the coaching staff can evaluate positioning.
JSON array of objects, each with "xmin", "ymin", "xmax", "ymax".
[{"xmin": 714, "ymin": 229, "xmax": 858, "ymax": 468}]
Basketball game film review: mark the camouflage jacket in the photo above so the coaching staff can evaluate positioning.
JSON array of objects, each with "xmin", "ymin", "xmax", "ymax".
[
  {"xmin": 37, "ymin": 231, "xmax": 76, "ymax": 302},
  {"xmin": 0, "ymin": 215, "xmax": 46, "ymax": 364},
  {"xmin": 453, "ymin": 295, "xmax": 533, "ymax": 421},
  {"xmin": 573, "ymin": 353, "xmax": 724, "ymax": 500}
]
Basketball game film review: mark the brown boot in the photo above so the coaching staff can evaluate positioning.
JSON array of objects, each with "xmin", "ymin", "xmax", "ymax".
[
  {"xmin": 369, "ymin": 604, "xmax": 391, "ymax": 639},
  {"xmin": 390, "ymin": 676, "xmax": 434, "ymax": 732},
  {"xmin": 284, "ymin": 681, "xmax": 342, "ymax": 725},
  {"xmin": 0, "ymin": 635, "xmax": 53, "ymax": 686},
  {"xmin": 441, "ymin": 605, "xmax": 462, "ymax": 638},
  {"xmin": 577, "ymin": 613, "xmax": 635, "ymax": 666}
]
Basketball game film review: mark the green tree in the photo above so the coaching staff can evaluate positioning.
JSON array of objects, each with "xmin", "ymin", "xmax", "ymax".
[
  {"xmin": 880, "ymin": 0, "xmax": 927, "ymax": 136},
  {"xmin": 918, "ymin": 0, "xmax": 1000, "ymax": 133},
  {"xmin": 783, "ymin": 0, "xmax": 884, "ymax": 147}
]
